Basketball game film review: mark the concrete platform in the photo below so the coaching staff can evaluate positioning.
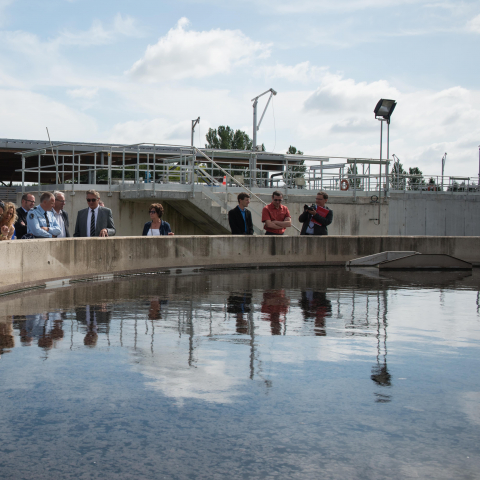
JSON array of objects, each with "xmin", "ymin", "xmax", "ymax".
[
  {"xmin": 346, "ymin": 251, "xmax": 419, "ymax": 267},
  {"xmin": 378, "ymin": 254, "xmax": 472, "ymax": 270}
]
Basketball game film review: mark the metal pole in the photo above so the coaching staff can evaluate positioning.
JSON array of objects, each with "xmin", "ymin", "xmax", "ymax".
[
  {"xmin": 108, "ymin": 148, "xmax": 112, "ymax": 196},
  {"xmin": 55, "ymin": 148, "xmax": 59, "ymax": 188},
  {"xmin": 37, "ymin": 153, "xmax": 41, "ymax": 198},
  {"xmin": 252, "ymin": 99, "xmax": 258, "ymax": 151},
  {"xmin": 122, "ymin": 149, "xmax": 125, "ymax": 184},
  {"xmin": 21, "ymin": 155, "xmax": 25, "ymax": 194},
  {"xmin": 441, "ymin": 153, "xmax": 447, "ymax": 191},
  {"xmin": 478, "ymin": 145, "xmax": 480, "ymax": 188},
  {"xmin": 386, "ymin": 121, "xmax": 390, "ymax": 198},
  {"xmin": 153, "ymin": 145, "xmax": 156, "ymax": 196},
  {"xmin": 191, "ymin": 117, "xmax": 200, "ymax": 147},
  {"xmin": 71, "ymin": 147, "xmax": 75, "ymax": 195},
  {"xmin": 379, "ymin": 120, "xmax": 383, "ymax": 224}
]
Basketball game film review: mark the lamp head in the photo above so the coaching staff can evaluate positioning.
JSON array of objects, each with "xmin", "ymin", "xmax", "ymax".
[
  {"xmin": 374, "ymin": 99, "xmax": 396, "ymax": 121},
  {"xmin": 271, "ymin": 89, "xmax": 277, "ymax": 96}
]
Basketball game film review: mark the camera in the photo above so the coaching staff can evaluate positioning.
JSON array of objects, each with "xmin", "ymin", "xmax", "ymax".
[{"xmin": 304, "ymin": 204, "xmax": 316, "ymax": 212}]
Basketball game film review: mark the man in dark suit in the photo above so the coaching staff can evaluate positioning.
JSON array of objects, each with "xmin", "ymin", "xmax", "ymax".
[
  {"xmin": 14, "ymin": 193, "xmax": 36, "ymax": 239},
  {"xmin": 52, "ymin": 191, "xmax": 70, "ymax": 238},
  {"xmin": 299, "ymin": 191, "xmax": 333, "ymax": 236},
  {"xmin": 228, "ymin": 192, "xmax": 254, "ymax": 235},
  {"xmin": 73, "ymin": 190, "xmax": 116, "ymax": 237}
]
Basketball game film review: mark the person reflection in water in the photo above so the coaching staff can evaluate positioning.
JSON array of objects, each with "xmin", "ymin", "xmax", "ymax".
[
  {"xmin": 299, "ymin": 290, "xmax": 332, "ymax": 336},
  {"xmin": 227, "ymin": 292, "xmax": 252, "ymax": 334},
  {"xmin": 14, "ymin": 313, "xmax": 65, "ymax": 350},
  {"xmin": 0, "ymin": 321, "xmax": 15, "ymax": 357},
  {"xmin": 76, "ymin": 303, "xmax": 112, "ymax": 347},
  {"xmin": 261, "ymin": 290, "xmax": 290, "ymax": 335},
  {"xmin": 148, "ymin": 299, "xmax": 169, "ymax": 320}
]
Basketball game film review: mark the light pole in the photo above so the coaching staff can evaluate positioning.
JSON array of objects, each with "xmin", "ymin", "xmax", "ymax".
[
  {"xmin": 251, "ymin": 88, "xmax": 277, "ymax": 151},
  {"xmin": 441, "ymin": 152, "xmax": 447, "ymax": 190},
  {"xmin": 374, "ymin": 99, "xmax": 397, "ymax": 223}
]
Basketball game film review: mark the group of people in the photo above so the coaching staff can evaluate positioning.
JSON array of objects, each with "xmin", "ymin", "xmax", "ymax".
[
  {"xmin": 0, "ymin": 190, "xmax": 117, "ymax": 240},
  {"xmin": 228, "ymin": 190, "xmax": 333, "ymax": 236},
  {"xmin": 0, "ymin": 189, "xmax": 176, "ymax": 240},
  {"xmin": 1, "ymin": 188, "xmax": 331, "ymax": 240}
]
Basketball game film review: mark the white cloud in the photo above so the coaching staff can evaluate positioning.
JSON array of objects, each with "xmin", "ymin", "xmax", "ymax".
[
  {"xmin": 261, "ymin": 61, "xmax": 327, "ymax": 83},
  {"xmin": 0, "ymin": 89, "xmax": 98, "ymax": 140},
  {"xmin": 67, "ymin": 87, "xmax": 99, "ymax": 99},
  {"xmin": 128, "ymin": 17, "xmax": 271, "ymax": 82},
  {"xmin": 240, "ymin": 0, "xmax": 428, "ymax": 14},
  {"xmin": 466, "ymin": 13, "xmax": 480, "ymax": 33},
  {"xmin": 296, "ymin": 72, "xmax": 480, "ymax": 173},
  {"xmin": 108, "ymin": 119, "xmax": 192, "ymax": 145},
  {"xmin": 304, "ymin": 73, "xmax": 399, "ymax": 113},
  {"xmin": 57, "ymin": 13, "xmax": 143, "ymax": 46}
]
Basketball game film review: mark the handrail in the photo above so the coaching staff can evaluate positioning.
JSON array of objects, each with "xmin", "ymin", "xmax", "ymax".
[{"xmin": 194, "ymin": 148, "xmax": 301, "ymax": 233}]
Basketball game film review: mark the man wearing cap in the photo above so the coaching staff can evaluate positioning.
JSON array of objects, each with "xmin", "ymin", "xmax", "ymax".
[{"xmin": 26, "ymin": 192, "xmax": 61, "ymax": 238}]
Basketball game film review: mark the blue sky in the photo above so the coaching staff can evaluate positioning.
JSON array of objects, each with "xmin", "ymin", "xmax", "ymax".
[{"xmin": 0, "ymin": 0, "xmax": 479, "ymax": 176}]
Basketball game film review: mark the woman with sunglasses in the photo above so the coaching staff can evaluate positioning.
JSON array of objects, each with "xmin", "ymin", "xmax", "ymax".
[
  {"xmin": 142, "ymin": 203, "xmax": 174, "ymax": 236},
  {"xmin": 0, "ymin": 202, "xmax": 18, "ymax": 241}
]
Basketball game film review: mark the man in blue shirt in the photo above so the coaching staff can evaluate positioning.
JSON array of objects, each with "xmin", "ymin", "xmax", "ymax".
[
  {"xmin": 26, "ymin": 192, "xmax": 62, "ymax": 238},
  {"xmin": 228, "ymin": 192, "xmax": 254, "ymax": 235}
]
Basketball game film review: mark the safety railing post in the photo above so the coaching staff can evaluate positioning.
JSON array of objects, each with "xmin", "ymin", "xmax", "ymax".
[
  {"xmin": 21, "ymin": 155, "xmax": 25, "ymax": 194},
  {"xmin": 71, "ymin": 147, "xmax": 75, "ymax": 195},
  {"xmin": 37, "ymin": 153, "xmax": 41, "ymax": 198},
  {"xmin": 108, "ymin": 147, "xmax": 112, "ymax": 196},
  {"xmin": 55, "ymin": 149, "xmax": 59, "ymax": 189},
  {"xmin": 153, "ymin": 145, "xmax": 156, "ymax": 197}
]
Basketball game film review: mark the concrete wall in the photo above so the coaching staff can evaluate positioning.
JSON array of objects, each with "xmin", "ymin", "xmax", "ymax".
[
  {"xmin": 15, "ymin": 187, "xmax": 480, "ymax": 237},
  {"xmin": 388, "ymin": 193, "xmax": 480, "ymax": 236},
  {"xmin": 2, "ymin": 235, "xmax": 480, "ymax": 295},
  {"xmin": 227, "ymin": 194, "xmax": 389, "ymax": 236}
]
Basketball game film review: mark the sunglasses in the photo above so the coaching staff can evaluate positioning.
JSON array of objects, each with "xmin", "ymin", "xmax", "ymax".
[
  {"xmin": 25, "ymin": 199, "xmax": 35, "ymax": 203},
  {"xmin": 273, "ymin": 198, "xmax": 283, "ymax": 202},
  {"xmin": 86, "ymin": 198, "xmax": 98, "ymax": 203},
  {"xmin": 149, "ymin": 210, "xmax": 157, "ymax": 214}
]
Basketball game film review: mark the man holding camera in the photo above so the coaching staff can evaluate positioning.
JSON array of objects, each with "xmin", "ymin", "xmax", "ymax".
[{"xmin": 299, "ymin": 191, "xmax": 333, "ymax": 236}]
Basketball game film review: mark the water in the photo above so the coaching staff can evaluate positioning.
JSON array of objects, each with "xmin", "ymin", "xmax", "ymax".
[{"xmin": 1, "ymin": 267, "xmax": 479, "ymax": 479}]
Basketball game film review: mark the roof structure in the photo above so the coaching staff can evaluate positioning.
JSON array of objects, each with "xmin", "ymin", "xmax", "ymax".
[{"xmin": 0, "ymin": 138, "xmax": 310, "ymax": 185}]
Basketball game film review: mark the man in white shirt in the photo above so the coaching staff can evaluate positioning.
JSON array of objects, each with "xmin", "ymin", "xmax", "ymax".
[{"xmin": 52, "ymin": 191, "xmax": 70, "ymax": 238}]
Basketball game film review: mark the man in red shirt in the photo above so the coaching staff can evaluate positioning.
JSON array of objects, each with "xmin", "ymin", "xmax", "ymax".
[{"xmin": 261, "ymin": 191, "xmax": 292, "ymax": 235}]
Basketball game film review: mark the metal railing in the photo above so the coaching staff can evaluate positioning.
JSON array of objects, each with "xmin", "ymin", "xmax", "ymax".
[{"xmin": 15, "ymin": 142, "xmax": 479, "ymax": 197}]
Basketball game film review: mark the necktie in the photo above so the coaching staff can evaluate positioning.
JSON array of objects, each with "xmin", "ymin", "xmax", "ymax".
[
  {"xmin": 44, "ymin": 212, "xmax": 50, "ymax": 227},
  {"xmin": 90, "ymin": 209, "xmax": 95, "ymax": 237}
]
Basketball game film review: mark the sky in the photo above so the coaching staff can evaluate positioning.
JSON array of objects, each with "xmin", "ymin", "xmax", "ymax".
[{"xmin": 0, "ymin": 0, "xmax": 479, "ymax": 176}]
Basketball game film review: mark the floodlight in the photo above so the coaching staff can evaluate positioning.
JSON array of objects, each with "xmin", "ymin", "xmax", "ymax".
[{"xmin": 374, "ymin": 99, "xmax": 396, "ymax": 121}]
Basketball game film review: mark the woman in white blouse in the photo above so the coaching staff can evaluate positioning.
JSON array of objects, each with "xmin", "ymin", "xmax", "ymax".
[{"xmin": 142, "ymin": 203, "xmax": 174, "ymax": 236}]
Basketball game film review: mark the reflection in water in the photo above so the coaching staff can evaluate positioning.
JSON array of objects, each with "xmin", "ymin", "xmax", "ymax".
[
  {"xmin": 1, "ymin": 268, "xmax": 480, "ymax": 479},
  {"xmin": 299, "ymin": 290, "xmax": 332, "ymax": 336},
  {"xmin": 261, "ymin": 289, "xmax": 290, "ymax": 335},
  {"xmin": 0, "ymin": 321, "xmax": 14, "ymax": 357},
  {"xmin": 370, "ymin": 292, "xmax": 391, "ymax": 403},
  {"xmin": 227, "ymin": 292, "xmax": 252, "ymax": 334}
]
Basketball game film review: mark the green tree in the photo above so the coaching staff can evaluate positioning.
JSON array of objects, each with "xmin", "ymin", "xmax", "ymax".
[
  {"xmin": 205, "ymin": 126, "xmax": 254, "ymax": 150},
  {"xmin": 286, "ymin": 146, "xmax": 306, "ymax": 181},
  {"xmin": 408, "ymin": 167, "xmax": 425, "ymax": 191},
  {"xmin": 390, "ymin": 162, "xmax": 407, "ymax": 190},
  {"xmin": 347, "ymin": 164, "xmax": 361, "ymax": 188}
]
